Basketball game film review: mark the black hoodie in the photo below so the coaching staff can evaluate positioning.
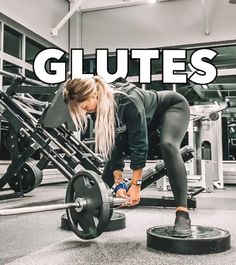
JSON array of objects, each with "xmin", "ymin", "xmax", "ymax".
[{"xmin": 110, "ymin": 78, "xmax": 158, "ymax": 170}]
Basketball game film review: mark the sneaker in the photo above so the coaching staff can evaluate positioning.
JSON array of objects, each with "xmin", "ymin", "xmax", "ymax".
[{"xmin": 172, "ymin": 210, "xmax": 192, "ymax": 238}]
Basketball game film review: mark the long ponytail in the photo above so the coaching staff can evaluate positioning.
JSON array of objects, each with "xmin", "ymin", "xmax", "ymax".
[
  {"xmin": 92, "ymin": 76, "xmax": 116, "ymax": 160},
  {"xmin": 63, "ymin": 76, "xmax": 116, "ymax": 160}
]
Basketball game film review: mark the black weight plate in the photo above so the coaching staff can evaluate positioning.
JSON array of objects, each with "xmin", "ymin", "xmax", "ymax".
[
  {"xmin": 8, "ymin": 159, "xmax": 43, "ymax": 193},
  {"xmin": 61, "ymin": 213, "xmax": 71, "ymax": 231},
  {"xmin": 27, "ymin": 159, "xmax": 43, "ymax": 189},
  {"xmin": 147, "ymin": 225, "xmax": 231, "ymax": 254},
  {"xmin": 60, "ymin": 212, "xmax": 125, "ymax": 233},
  {"xmin": 66, "ymin": 170, "xmax": 111, "ymax": 240},
  {"xmin": 104, "ymin": 211, "xmax": 126, "ymax": 232}
]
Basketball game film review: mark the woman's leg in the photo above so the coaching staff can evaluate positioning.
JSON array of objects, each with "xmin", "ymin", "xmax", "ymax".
[
  {"xmin": 158, "ymin": 92, "xmax": 191, "ymax": 237},
  {"xmin": 159, "ymin": 92, "xmax": 190, "ymax": 208}
]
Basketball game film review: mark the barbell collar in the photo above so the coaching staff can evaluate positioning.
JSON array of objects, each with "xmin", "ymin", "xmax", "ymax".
[{"xmin": 111, "ymin": 197, "xmax": 128, "ymax": 207}]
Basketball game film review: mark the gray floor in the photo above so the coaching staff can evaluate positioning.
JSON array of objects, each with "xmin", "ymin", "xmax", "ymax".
[{"xmin": 0, "ymin": 183, "xmax": 236, "ymax": 265}]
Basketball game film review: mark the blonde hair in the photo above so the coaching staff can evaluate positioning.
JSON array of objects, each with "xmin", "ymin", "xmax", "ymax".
[{"xmin": 63, "ymin": 76, "xmax": 116, "ymax": 160}]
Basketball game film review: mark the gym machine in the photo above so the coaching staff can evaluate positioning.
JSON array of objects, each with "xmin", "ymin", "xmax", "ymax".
[
  {"xmin": 0, "ymin": 70, "xmax": 198, "ymax": 209},
  {"xmin": 186, "ymin": 101, "xmax": 233, "ymax": 192},
  {"xmin": 0, "ymin": 70, "xmax": 104, "ymax": 194}
]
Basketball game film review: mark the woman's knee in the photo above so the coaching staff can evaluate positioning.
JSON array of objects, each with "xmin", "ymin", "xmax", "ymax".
[
  {"xmin": 176, "ymin": 93, "xmax": 190, "ymax": 118},
  {"xmin": 161, "ymin": 140, "xmax": 178, "ymax": 156}
]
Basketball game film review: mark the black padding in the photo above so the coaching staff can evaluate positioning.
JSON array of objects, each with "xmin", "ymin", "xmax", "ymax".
[{"xmin": 41, "ymin": 83, "xmax": 75, "ymax": 130}]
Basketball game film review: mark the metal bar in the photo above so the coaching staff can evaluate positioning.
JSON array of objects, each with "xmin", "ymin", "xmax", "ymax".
[
  {"xmin": 0, "ymin": 202, "xmax": 80, "ymax": 216},
  {"xmin": 192, "ymin": 105, "xmax": 228, "ymax": 122},
  {"xmin": 0, "ymin": 93, "xmax": 38, "ymax": 128},
  {"xmin": 51, "ymin": 0, "xmax": 82, "ymax": 36},
  {"xmin": 39, "ymin": 144, "xmax": 75, "ymax": 180},
  {"xmin": 0, "ymin": 197, "xmax": 126, "ymax": 216},
  {"xmin": 83, "ymin": 139, "xmax": 95, "ymax": 145},
  {"xmin": 14, "ymin": 95, "xmax": 48, "ymax": 108},
  {"xmin": 201, "ymin": 0, "xmax": 210, "ymax": 35},
  {"xmin": 63, "ymin": 127, "xmax": 103, "ymax": 164},
  {"xmin": 139, "ymin": 197, "xmax": 197, "ymax": 209},
  {"xmin": 112, "ymin": 197, "xmax": 127, "ymax": 207},
  {"xmin": 3, "ymin": 93, "xmax": 76, "ymax": 158},
  {"xmin": 187, "ymin": 187, "xmax": 205, "ymax": 199},
  {"xmin": 0, "ymin": 70, "xmax": 47, "ymax": 86},
  {"xmin": 13, "ymin": 86, "xmax": 58, "ymax": 95},
  {"xmin": 13, "ymin": 105, "xmax": 76, "ymax": 159},
  {"xmin": 42, "ymin": 129, "xmax": 76, "ymax": 157}
]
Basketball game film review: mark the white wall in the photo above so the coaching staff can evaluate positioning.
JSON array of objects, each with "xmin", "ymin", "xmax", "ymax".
[
  {"xmin": 81, "ymin": 0, "xmax": 236, "ymax": 54},
  {"xmin": 0, "ymin": 0, "xmax": 69, "ymax": 51}
]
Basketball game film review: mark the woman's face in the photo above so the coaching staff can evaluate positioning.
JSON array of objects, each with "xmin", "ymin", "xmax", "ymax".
[{"xmin": 79, "ymin": 96, "xmax": 97, "ymax": 113}]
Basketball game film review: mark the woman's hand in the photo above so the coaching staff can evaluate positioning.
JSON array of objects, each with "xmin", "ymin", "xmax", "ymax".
[
  {"xmin": 114, "ymin": 169, "xmax": 142, "ymax": 207},
  {"xmin": 126, "ymin": 168, "xmax": 143, "ymax": 206},
  {"xmin": 116, "ymin": 188, "xmax": 129, "ymax": 199},
  {"xmin": 127, "ymin": 185, "xmax": 141, "ymax": 206}
]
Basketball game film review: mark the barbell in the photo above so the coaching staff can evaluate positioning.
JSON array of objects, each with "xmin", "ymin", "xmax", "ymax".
[
  {"xmin": 0, "ymin": 170, "xmax": 127, "ymax": 240},
  {"xmin": 192, "ymin": 105, "xmax": 228, "ymax": 122}
]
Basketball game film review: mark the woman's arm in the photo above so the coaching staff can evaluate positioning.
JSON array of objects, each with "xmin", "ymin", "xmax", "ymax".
[
  {"xmin": 132, "ymin": 168, "xmax": 143, "ymax": 183},
  {"xmin": 127, "ymin": 168, "xmax": 143, "ymax": 206}
]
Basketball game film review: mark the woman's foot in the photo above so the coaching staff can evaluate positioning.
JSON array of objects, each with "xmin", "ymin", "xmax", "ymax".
[{"xmin": 172, "ymin": 210, "xmax": 192, "ymax": 238}]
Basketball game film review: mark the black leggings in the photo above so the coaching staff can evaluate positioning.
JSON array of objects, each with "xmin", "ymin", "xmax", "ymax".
[{"xmin": 150, "ymin": 91, "xmax": 190, "ymax": 207}]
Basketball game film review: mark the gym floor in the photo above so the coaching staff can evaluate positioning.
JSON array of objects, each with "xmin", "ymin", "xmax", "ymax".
[{"xmin": 0, "ymin": 181, "xmax": 236, "ymax": 265}]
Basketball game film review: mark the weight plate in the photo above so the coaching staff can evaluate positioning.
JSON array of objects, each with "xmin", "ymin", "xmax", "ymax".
[
  {"xmin": 147, "ymin": 225, "xmax": 231, "ymax": 254},
  {"xmin": 27, "ymin": 159, "xmax": 43, "ymax": 188},
  {"xmin": 61, "ymin": 213, "xmax": 71, "ymax": 231},
  {"xmin": 104, "ymin": 211, "xmax": 126, "ymax": 232},
  {"xmin": 61, "ymin": 212, "xmax": 126, "ymax": 232},
  {"xmin": 66, "ymin": 170, "xmax": 111, "ymax": 240},
  {"xmin": 8, "ymin": 159, "xmax": 43, "ymax": 193}
]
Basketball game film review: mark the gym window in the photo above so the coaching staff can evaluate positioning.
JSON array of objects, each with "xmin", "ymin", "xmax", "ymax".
[
  {"xmin": 3, "ymin": 25, "xmax": 22, "ymax": 59},
  {"xmin": 26, "ymin": 37, "xmax": 45, "ymax": 64},
  {"xmin": 25, "ymin": 69, "xmax": 38, "ymax": 80}
]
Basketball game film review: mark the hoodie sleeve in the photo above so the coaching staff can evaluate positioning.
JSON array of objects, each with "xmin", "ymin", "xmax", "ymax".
[
  {"xmin": 124, "ymin": 98, "xmax": 148, "ymax": 170},
  {"xmin": 109, "ymin": 145, "xmax": 125, "ymax": 171}
]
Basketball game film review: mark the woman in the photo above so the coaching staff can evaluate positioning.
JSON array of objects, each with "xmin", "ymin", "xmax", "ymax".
[{"xmin": 63, "ymin": 76, "xmax": 191, "ymax": 237}]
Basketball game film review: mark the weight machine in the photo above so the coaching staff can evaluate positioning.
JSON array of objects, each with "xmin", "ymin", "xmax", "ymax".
[
  {"xmin": 0, "ymin": 70, "xmax": 104, "ymax": 194},
  {"xmin": 0, "ymin": 70, "xmax": 197, "ymax": 209}
]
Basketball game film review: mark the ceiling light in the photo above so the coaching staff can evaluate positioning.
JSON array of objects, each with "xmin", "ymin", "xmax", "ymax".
[{"xmin": 147, "ymin": 0, "xmax": 157, "ymax": 3}]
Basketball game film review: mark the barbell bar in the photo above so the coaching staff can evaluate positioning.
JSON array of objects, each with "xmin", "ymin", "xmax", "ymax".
[
  {"xmin": 0, "ymin": 197, "xmax": 126, "ymax": 216},
  {"xmin": 0, "ymin": 200, "xmax": 82, "ymax": 216}
]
